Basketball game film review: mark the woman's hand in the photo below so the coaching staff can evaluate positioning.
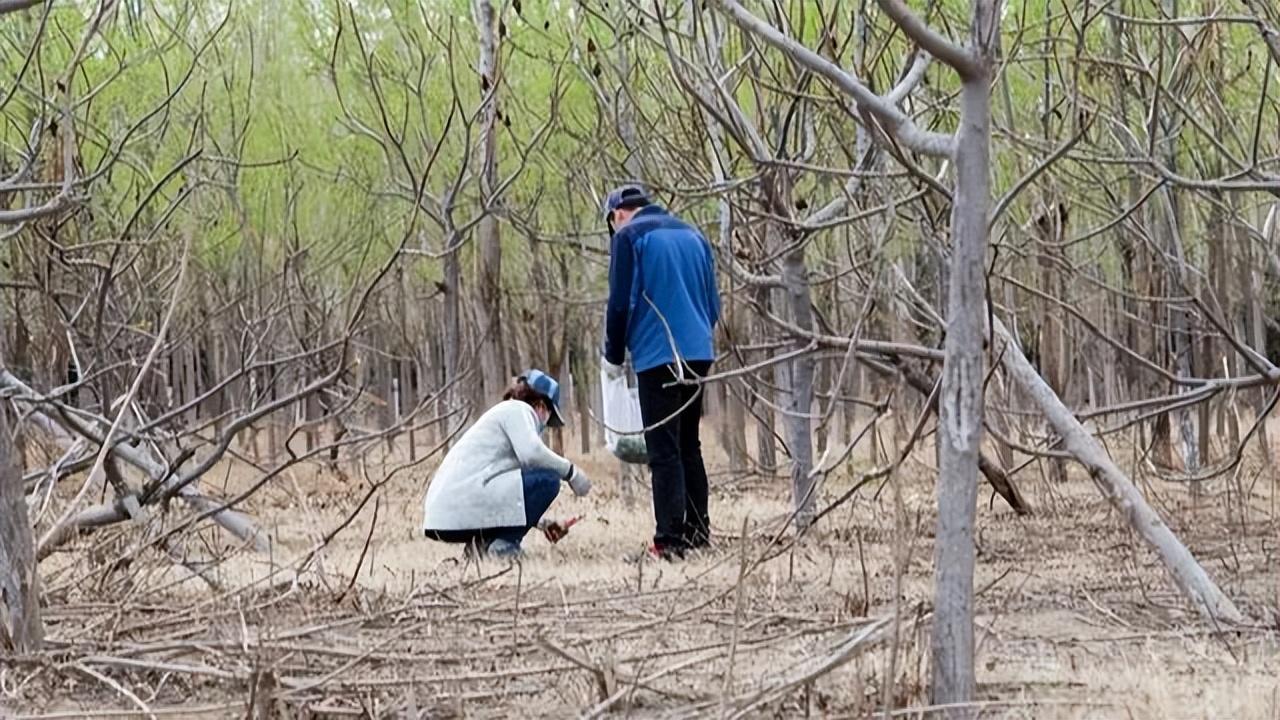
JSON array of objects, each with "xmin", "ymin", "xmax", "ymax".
[
  {"xmin": 539, "ymin": 515, "xmax": 583, "ymax": 543},
  {"xmin": 567, "ymin": 466, "xmax": 591, "ymax": 496}
]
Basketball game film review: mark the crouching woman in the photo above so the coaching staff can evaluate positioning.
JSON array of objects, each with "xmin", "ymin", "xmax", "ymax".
[{"xmin": 421, "ymin": 369, "xmax": 590, "ymax": 558}]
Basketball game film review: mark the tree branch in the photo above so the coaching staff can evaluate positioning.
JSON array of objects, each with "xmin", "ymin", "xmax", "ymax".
[
  {"xmin": 805, "ymin": 50, "xmax": 934, "ymax": 226},
  {"xmin": 990, "ymin": 315, "xmax": 1244, "ymax": 624},
  {"xmin": 0, "ymin": 0, "xmax": 45, "ymax": 16},
  {"xmin": 0, "ymin": 193, "xmax": 75, "ymax": 224},
  {"xmin": 1146, "ymin": 160, "xmax": 1280, "ymax": 197},
  {"xmin": 874, "ymin": 0, "xmax": 977, "ymax": 77},
  {"xmin": 1243, "ymin": 0, "xmax": 1280, "ymax": 66},
  {"xmin": 710, "ymin": 0, "xmax": 955, "ymax": 158}
]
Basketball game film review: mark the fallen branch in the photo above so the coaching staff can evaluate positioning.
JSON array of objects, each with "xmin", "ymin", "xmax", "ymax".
[
  {"xmin": 0, "ymin": 370, "xmax": 270, "ymax": 559},
  {"xmin": 990, "ymin": 315, "xmax": 1244, "ymax": 624},
  {"xmin": 724, "ymin": 616, "xmax": 892, "ymax": 718}
]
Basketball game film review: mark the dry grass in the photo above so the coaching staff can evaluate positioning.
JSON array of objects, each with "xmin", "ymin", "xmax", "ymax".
[{"xmin": 7, "ymin": 419, "xmax": 1280, "ymax": 719}]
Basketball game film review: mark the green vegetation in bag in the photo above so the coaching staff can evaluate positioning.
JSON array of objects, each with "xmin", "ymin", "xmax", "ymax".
[{"xmin": 612, "ymin": 435, "xmax": 649, "ymax": 464}]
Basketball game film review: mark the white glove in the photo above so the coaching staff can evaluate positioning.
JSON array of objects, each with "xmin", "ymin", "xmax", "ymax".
[
  {"xmin": 603, "ymin": 360, "xmax": 626, "ymax": 382},
  {"xmin": 566, "ymin": 465, "xmax": 591, "ymax": 496}
]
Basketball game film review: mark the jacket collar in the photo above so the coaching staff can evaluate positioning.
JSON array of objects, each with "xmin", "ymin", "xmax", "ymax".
[{"xmin": 633, "ymin": 204, "xmax": 667, "ymax": 220}]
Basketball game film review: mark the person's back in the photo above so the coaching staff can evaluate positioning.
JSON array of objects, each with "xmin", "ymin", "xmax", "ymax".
[
  {"xmin": 421, "ymin": 400, "xmax": 528, "ymax": 532},
  {"xmin": 605, "ymin": 204, "xmax": 719, "ymax": 372}
]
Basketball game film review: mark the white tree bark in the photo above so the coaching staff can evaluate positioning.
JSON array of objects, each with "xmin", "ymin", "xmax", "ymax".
[
  {"xmin": 930, "ymin": 2, "xmax": 997, "ymax": 707},
  {"xmin": 0, "ymin": 396, "xmax": 41, "ymax": 652},
  {"xmin": 0, "ymin": 287, "xmax": 41, "ymax": 651},
  {"xmin": 910, "ymin": 0, "xmax": 1004, "ymax": 709},
  {"xmin": 780, "ymin": 237, "xmax": 817, "ymax": 528}
]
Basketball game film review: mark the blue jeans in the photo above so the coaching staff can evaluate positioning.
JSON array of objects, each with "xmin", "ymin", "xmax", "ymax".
[{"xmin": 423, "ymin": 468, "xmax": 562, "ymax": 548}]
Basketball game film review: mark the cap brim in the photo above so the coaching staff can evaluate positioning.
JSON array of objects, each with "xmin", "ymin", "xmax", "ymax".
[{"xmin": 548, "ymin": 403, "xmax": 566, "ymax": 428}]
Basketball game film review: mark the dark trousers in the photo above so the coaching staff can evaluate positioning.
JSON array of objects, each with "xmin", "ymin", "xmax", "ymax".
[
  {"xmin": 637, "ymin": 360, "xmax": 712, "ymax": 550},
  {"xmin": 424, "ymin": 468, "xmax": 561, "ymax": 547}
]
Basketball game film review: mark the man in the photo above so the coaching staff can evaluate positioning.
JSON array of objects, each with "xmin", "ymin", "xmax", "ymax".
[{"xmin": 601, "ymin": 184, "xmax": 720, "ymax": 560}]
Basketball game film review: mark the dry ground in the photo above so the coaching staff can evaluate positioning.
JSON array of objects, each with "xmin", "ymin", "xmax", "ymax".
[{"xmin": 6, "ymin": 418, "xmax": 1280, "ymax": 719}]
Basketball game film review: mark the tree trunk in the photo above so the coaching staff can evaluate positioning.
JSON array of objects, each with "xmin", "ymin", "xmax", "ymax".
[
  {"xmin": 930, "ymin": 22, "xmax": 994, "ymax": 708},
  {"xmin": 780, "ymin": 243, "xmax": 816, "ymax": 530},
  {"xmin": 752, "ymin": 154, "xmax": 817, "ymax": 527},
  {"xmin": 815, "ymin": 351, "xmax": 831, "ymax": 458},
  {"xmin": 473, "ymin": 0, "xmax": 506, "ymax": 404},
  {"xmin": 1034, "ymin": 202, "xmax": 1069, "ymax": 485},
  {"xmin": 698, "ymin": 32, "xmax": 747, "ymax": 476},
  {"xmin": 753, "ymin": 292, "xmax": 777, "ymax": 472},
  {"xmin": 1108, "ymin": 2, "xmax": 1169, "ymax": 454},
  {"xmin": 185, "ymin": 343, "xmax": 199, "ymax": 427},
  {"xmin": 614, "ymin": 17, "xmax": 645, "ymax": 181},
  {"xmin": 0, "ymin": 403, "xmax": 40, "ymax": 653},
  {"xmin": 0, "ymin": 293, "xmax": 43, "ymax": 651},
  {"xmin": 1249, "ymin": 205, "xmax": 1271, "ymax": 461},
  {"xmin": 1162, "ymin": 193, "xmax": 1199, "ymax": 475},
  {"xmin": 1154, "ymin": 0, "xmax": 1199, "ymax": 477},
  {"xmin": 725, "ymin": 380, "xmax": 748, "ymax": 476},
  {"xmin": 443, "ymin": 235, "xmax": 463, "ymax": 444},
  {"xmin": 574, "ymin": 344, "xmax": 592, "ymax": 455}
]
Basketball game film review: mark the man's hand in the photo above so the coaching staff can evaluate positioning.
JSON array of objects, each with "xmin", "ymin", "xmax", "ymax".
[{"xmin": 603, "ymin": 360, "xmax": 626, "ymax": 382}]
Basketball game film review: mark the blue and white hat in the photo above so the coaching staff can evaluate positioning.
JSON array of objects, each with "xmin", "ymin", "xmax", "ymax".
[{"xmin": 520, "ymin": 369, "xmax": 566, "ymax": 428}]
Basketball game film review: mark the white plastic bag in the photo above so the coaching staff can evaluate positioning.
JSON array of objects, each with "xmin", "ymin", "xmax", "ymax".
[{"xmin": 600, "ymin": 368, "xmax": 648, "ymax": 464}]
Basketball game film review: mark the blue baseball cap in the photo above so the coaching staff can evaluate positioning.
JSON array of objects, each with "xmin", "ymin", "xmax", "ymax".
[
  {"xmin": 520, "ymin": 369, "xmax": 566, "ymax": 428},
  {"xmin": 602, "ymin": 184, "xmax": 651, "ymax": 220}
]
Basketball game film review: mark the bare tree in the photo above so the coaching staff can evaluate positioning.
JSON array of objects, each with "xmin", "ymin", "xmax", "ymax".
[
  {"xmin": 0, "ymin": 302, "xmax": 40, "ymax": 651},
  {"xmin": 474, "ymin": 0, "xmax": 508, "ymax": 402},
  {"xmin": 693, "ymin": 1, "xmax": 1264, "ymax": 713},
  {"xmin": 707, "ymin": 0, "xmax": 997, "ymax": 710},
  {"xmin": 1, "ymin": 0, "xmax": 1274, "ymax": 712},
  {"xmin": 0, "ymin": 0, "xmax": 118, "ymax": 653}
]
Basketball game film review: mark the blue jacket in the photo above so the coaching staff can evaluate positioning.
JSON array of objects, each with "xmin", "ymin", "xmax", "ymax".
[{"xmin": 604, "ymin": 205, "xmax": 720, "ymax": 373}]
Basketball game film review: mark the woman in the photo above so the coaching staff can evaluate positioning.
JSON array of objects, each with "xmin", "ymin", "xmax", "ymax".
[{"xmin": 421, "ymin": 369, "xmax": 590, "ymax": 558}]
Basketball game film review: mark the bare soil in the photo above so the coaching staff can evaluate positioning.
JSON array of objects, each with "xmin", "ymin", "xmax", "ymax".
[{"xmin": 7, "ymin": 420, "xmax": 1280, "ymax": 719}]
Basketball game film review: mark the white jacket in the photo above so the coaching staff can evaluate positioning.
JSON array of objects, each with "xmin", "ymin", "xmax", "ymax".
[{"xmin": 421, "ymin": 400, "xmax": 573, "ymax": 531}]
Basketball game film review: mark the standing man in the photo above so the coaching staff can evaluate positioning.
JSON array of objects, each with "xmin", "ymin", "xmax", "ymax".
[{"xmin": 602, "ymin": 185, "xmax": 720, "ymax": 560}]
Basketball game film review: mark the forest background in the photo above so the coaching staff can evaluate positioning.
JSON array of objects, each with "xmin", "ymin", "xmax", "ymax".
[{"xmin": 1, "ymin": 0, "xmax": 1280, "ymax": 717}]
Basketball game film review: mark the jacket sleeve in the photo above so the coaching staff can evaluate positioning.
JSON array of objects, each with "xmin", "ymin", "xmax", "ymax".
[
  {"xmin": 604, "ymin": 229, "xmax": 635, "ymax": 366},
  {"xmin": 502, "ymin": 403, "xmax": 573, "ymax": 477}
]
